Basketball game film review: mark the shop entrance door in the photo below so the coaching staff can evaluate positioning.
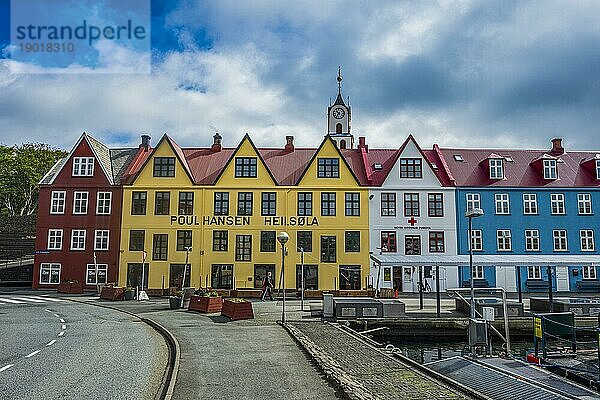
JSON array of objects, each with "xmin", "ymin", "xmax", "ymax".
[
  {"xmin": 392, "ymin": 266, "xmax": 402, "ymax": 293},
  {"xmin": 402, "ymin": 266, "xmax": 413, "ymax": 293}
]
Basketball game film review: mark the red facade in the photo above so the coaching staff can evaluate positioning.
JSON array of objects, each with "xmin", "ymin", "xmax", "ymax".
[{"xmin": 33, "ymin": 135, "xmax": 135, "ymax": 289}]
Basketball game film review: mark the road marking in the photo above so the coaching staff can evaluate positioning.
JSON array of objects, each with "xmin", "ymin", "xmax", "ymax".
[
  {"xmin": 46, "ymin": 340, "xmax": 56, "ymax": 346},
  {"xmin": 12, "ymin": 297, "xmax": 46, "ymax": 303},
  {"xmin": 59, "ymin": 319, "xmax": 65, "ymax": 323},
  {"xmin": 25, "ymin": 350, "xmax": 40, "ymax": 358},
  {"xmin": 0, "ymin": 298, "xmax": 26, "ymax": 304},
  {"xmin": 61, "ymin": 324, "xmax": 66, "ymax": 330},
  {"xmin": 27, "ymin": 296, "xmax": 65, "ymax": 302},
  {"xmin": 53, "ymin": 314, "xmax": 60, "ymax": 318},
  {"xmin": 0, "ymin": 364, "xmax": 14, "ymax": 372},
  {"xmin": 45, "ymin": 309, "xmax": 53, "ymax": 313},
  {"xmin": 58, "ymin": 331, "xmax": 64, "ymax": 337}
]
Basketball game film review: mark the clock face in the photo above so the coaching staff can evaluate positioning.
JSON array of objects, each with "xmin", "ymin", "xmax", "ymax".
[{"xmin": 332, "ymin": 107, "xmax": 345, "ymax": 119}]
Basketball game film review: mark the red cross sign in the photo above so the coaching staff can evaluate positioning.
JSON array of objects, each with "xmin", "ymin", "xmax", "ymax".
[{"xmin": 408, "ymin": 216, "xmax": 417, "ymax": 226}]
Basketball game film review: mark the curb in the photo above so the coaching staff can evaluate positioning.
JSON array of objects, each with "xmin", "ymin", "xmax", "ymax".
[{"xmin": 66, "ymin": 298, "xmax": 180, "ymax": 400}]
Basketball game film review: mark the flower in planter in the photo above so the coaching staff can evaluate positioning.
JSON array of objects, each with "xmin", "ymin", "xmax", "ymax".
[{"xmin": 226, "ymin": 298, "xmax": 248, "ymax": 303}]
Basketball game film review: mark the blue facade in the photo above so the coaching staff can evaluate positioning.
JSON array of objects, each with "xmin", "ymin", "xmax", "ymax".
[{"xmin": 456, "ymin": 188, "xmax": 600, "ymax": 292}]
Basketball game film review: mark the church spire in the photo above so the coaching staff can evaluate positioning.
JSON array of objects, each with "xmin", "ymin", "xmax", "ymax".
[{"xmin": 334, "ymin": 66, "xmax": 346, "ymax": 106}]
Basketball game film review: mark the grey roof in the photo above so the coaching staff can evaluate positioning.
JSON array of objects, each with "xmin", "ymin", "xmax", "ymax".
[
  {"xmin": 39, "ymin": 157, "xmax": 67, "ymax": 185},
  {"xmin": 110, "ymin": 148, "xmax": 138, "ymax": 184},
  {"xmin": 86, "ymin": 134, "xmax": 114, "ymax": 184}
]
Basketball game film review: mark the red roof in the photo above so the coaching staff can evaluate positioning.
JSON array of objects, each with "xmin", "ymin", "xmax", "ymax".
[
  {"xmin": 436, "ymin": 147, "xmax": 600, "ymax": 187},
  {"xmin": 123, "ymin": 134, "xmax": 456, "ymax": 187}
]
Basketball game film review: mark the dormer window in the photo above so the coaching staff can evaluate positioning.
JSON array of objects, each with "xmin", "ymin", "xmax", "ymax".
[
  {"xmin": 453, "ymin": 154, "xmax": 464, "ymax": 162},
  {"xmin": 596, "ymin": 159, "xmax": 600, "ymax": 180},
  {"xmin": 373, "ymin": 163, "xmax": 383, "ymax": 170},
  {"xmin": 399, "ymin": 158, "xmax": 422, "ymax": 178},
  {"xmin": 72, "ymin": 157, "xmax": 94, "ymax": 176},
  {"xmin": 543, "ymin": 159, "xmax": 558, "ymax": 180},
  {"xmin": 489, "ymin": 159, "xmax": 504, "ymax": 180},
  {"xmin": 317, "ymin": 158, "xmax": 339, "ymax": 178}
]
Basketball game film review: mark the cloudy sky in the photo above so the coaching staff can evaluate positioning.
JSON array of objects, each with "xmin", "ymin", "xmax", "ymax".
[{"xmin": 1, "ymin": 0, "xmax": 600, "ymax": 152}]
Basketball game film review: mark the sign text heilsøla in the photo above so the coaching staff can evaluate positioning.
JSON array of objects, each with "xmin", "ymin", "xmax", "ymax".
[{"xmin": 170, "ymin": 215, "xmax": 319, "ymax": 226}]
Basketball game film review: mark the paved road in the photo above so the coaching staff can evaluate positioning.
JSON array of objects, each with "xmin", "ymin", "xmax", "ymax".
[
  {"xmin": 95, "ymin": 298, "xmax": 341, "ymax": 400},
  {"xmin": 0, "ymin": 294, "xmax": 168, "ymax": 400}
]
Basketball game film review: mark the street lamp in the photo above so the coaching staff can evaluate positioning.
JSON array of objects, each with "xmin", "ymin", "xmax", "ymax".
[
  {"xmin": 465, "ymin": 208, "xmax": 484, "ymax": 319},
  {"xmin": 277, "ymin": 232, "xmax": 289, "ymax": 323},
  {"xmin": 180, "ymin": 246, "xmax": 191, "ymax": 308}
]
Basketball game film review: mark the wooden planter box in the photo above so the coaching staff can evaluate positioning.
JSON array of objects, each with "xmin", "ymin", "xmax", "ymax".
[
  {"xmin": 221, "ymin": 299, "xmax": 254, "ymax": 321},
  {"xmin": 57, "ymin": 281, "xmax": 83, "ymax": 294},
  {"xmin": 188, "ymin": 296, "xmax": 223, "ymax": 313},
  {"xmin": 100, "ymin": 286, "xmax": 124, "ymax": 301}
]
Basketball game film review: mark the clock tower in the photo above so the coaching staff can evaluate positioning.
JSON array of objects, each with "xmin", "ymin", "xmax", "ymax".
[{"xmin": 327, "ymin": 67, "xmax": 354, "ymax": 149}]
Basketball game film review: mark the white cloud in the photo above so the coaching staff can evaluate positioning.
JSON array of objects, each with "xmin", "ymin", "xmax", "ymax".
[{"xmin": 2, "ymin": 0, "xmax": 600, "ymax": 152}]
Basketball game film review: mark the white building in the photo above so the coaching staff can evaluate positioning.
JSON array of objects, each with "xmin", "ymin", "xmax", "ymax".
[{"xmin": 367, "ymin": 135, "xmax": 458, "ymax": 293}]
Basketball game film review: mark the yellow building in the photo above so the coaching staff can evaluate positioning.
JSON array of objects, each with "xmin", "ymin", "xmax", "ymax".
[{"xmin": 118, "ymin": 133, "xmax": 371, "ymax": 293}]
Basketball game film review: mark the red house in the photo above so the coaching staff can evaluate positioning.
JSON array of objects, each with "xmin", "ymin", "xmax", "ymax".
[{"xmin": 33, "ymin": 133, "xmax": 148, "ymax": 289}]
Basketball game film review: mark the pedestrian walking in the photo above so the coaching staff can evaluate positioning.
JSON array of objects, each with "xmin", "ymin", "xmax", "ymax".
[{"xmin": 261, "ymin": 271, "xmax": 274, "ymax": 301}]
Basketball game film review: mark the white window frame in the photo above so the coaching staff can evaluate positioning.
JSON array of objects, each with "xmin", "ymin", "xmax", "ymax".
[
  {"xmin": 470, "ymin": 229, "xmax": 483, "ymax": 251},
  {"xmin": 496, "ymin": 229, "xmax": 512, "ymax": 251},
  {"xmin": 73, "ymin": 191, "xmax": 89, "ymax": 215},
  {"xmin": 583, "ymin": 265, "xmax": 597, "ymax": 280},
  {"xmin": 550, "ymin": 193, "xmax": 565, "ymax": 215},
  {"xmin": 525, "ymin": 229, "xmax": 540, "ymax": 252},
  {"xmin": 39, "ymin": 263, "xmax": 61, "ymax": 284},
  {"xmin": 577, "ymin": 193, "xmax": 592, "ymax": 215},
  {"xmin": 86, "ymin": 264, "xmax": 108, "ymax": 285},
  {"xmin": 596, "ymin": 159, "xmax": 600, "ymax": 180},
  {"xmin": 543, "ymin": 159, "xmax": 557, "ymax": 180},
  {"xmin": 94, "ymin": 230, "xmax": 110, "ymax": 251},
  {"xmin": 580, "ymin": 230, "xmax": 595, "ymax": 252},
  {"xmin": 72, "ymin": 157, "xmax": 94, "ymax": 177},
  {"xmin": 523, "ymin": 193, "xmax": 538, "ymax": 215},
  {"xmin": 47, "ymin": 229, "xmax": 63, "ymax": 250},
  {"xmin": 466, "ymin": 193, "xmax": 481, "ymax": 212},
  {"xmin": 97, "ymin": 192, "xmax": 112, "ymax": 215},
  {"xmin": 494, "ymin": 193, "xmax": 510, "ymax": 214},
  {"xmin": 527, "ymin": 266, "xmax": 541, "ymax": 280},
  {"xmin": 71, "ymin": 229, "xmax": 86, "ymax": 251},
  {"xmin": 489, "ymin": 159, "xmax": 504, "ymax": 179},
  {"xmin": 472, "ymin": 265, "xmax": 484, "ymax": 280},
  {"xmin": 553, "ymin": 229, "xmax": 568, "ymax": 252},
  {"xmin": 50, "ymin": 191, "xmax": 66, "ymax": 214}
]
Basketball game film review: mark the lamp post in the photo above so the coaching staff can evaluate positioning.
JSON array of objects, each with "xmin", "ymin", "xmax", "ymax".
[
  {"xmin": 465, "ymin": 208, "xmax": 484, "ymax": 319},
  {"xmin": 180, "ymin": 246, "xmax": 191, "ymax": 308},
  {"xmin": 277, "ymin": 232, "xmax": 289, "ymax": 323}
]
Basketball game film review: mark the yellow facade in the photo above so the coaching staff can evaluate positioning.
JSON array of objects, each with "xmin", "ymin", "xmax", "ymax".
[{"xmin": 119, "ymin": 135, "xmax": 370, "ymax": 292}]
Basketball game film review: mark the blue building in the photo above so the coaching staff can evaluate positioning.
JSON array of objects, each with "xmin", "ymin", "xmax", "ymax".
[{"xmin": 437, "ymin": 138, "xmax": 600, "ymax": 293}]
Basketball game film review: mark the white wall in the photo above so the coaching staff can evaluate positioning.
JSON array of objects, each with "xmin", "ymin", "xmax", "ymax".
[{"xmin": 369, "ymin": 138, "xmax": 458, "ymax": 292}]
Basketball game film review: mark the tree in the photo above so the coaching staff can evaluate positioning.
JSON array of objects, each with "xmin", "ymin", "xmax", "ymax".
[{"xmin": 0, "ymin": 143, "xmax": 68, "ymax": 216}]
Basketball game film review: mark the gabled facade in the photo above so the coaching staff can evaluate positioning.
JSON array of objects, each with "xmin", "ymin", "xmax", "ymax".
[
  {"xmin": 118, "ymin": 132, "xmax": 371, "ymax": 293},
  {"xmin": 438, "ymin": 138, "xmax": 600, "ymax": 293},
  {"xmin": 368, "ymin": 135, "xmax": 457, "ymax": 292},
  {"xmin": 33, "ymin": 133, "xmax": 140, "ymax": 288}
]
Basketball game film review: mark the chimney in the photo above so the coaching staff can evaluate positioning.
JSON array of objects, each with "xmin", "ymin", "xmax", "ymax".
[
  {"xmin": 285, "ymin": 135, "xmax": 294, "ymax": 152},
  {"xmin": 358, "ymin": 136, "xmax": 368, "ymax": 152},
  {"xmin": 551, "ymin": 138, "xmax": 564, "ymax": 155},
  {"xmin": 140, "ymin": 134, "xmax": 151, "ymax": 151},
  {"xmin": 211, "ymin": 132, "xmax": 222, "ymax": 152}
]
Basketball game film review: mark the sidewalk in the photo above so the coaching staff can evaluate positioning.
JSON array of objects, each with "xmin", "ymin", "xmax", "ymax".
[{"xmin": 82, "ymin": 297, "xmax": 339, "ymax": 400}]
